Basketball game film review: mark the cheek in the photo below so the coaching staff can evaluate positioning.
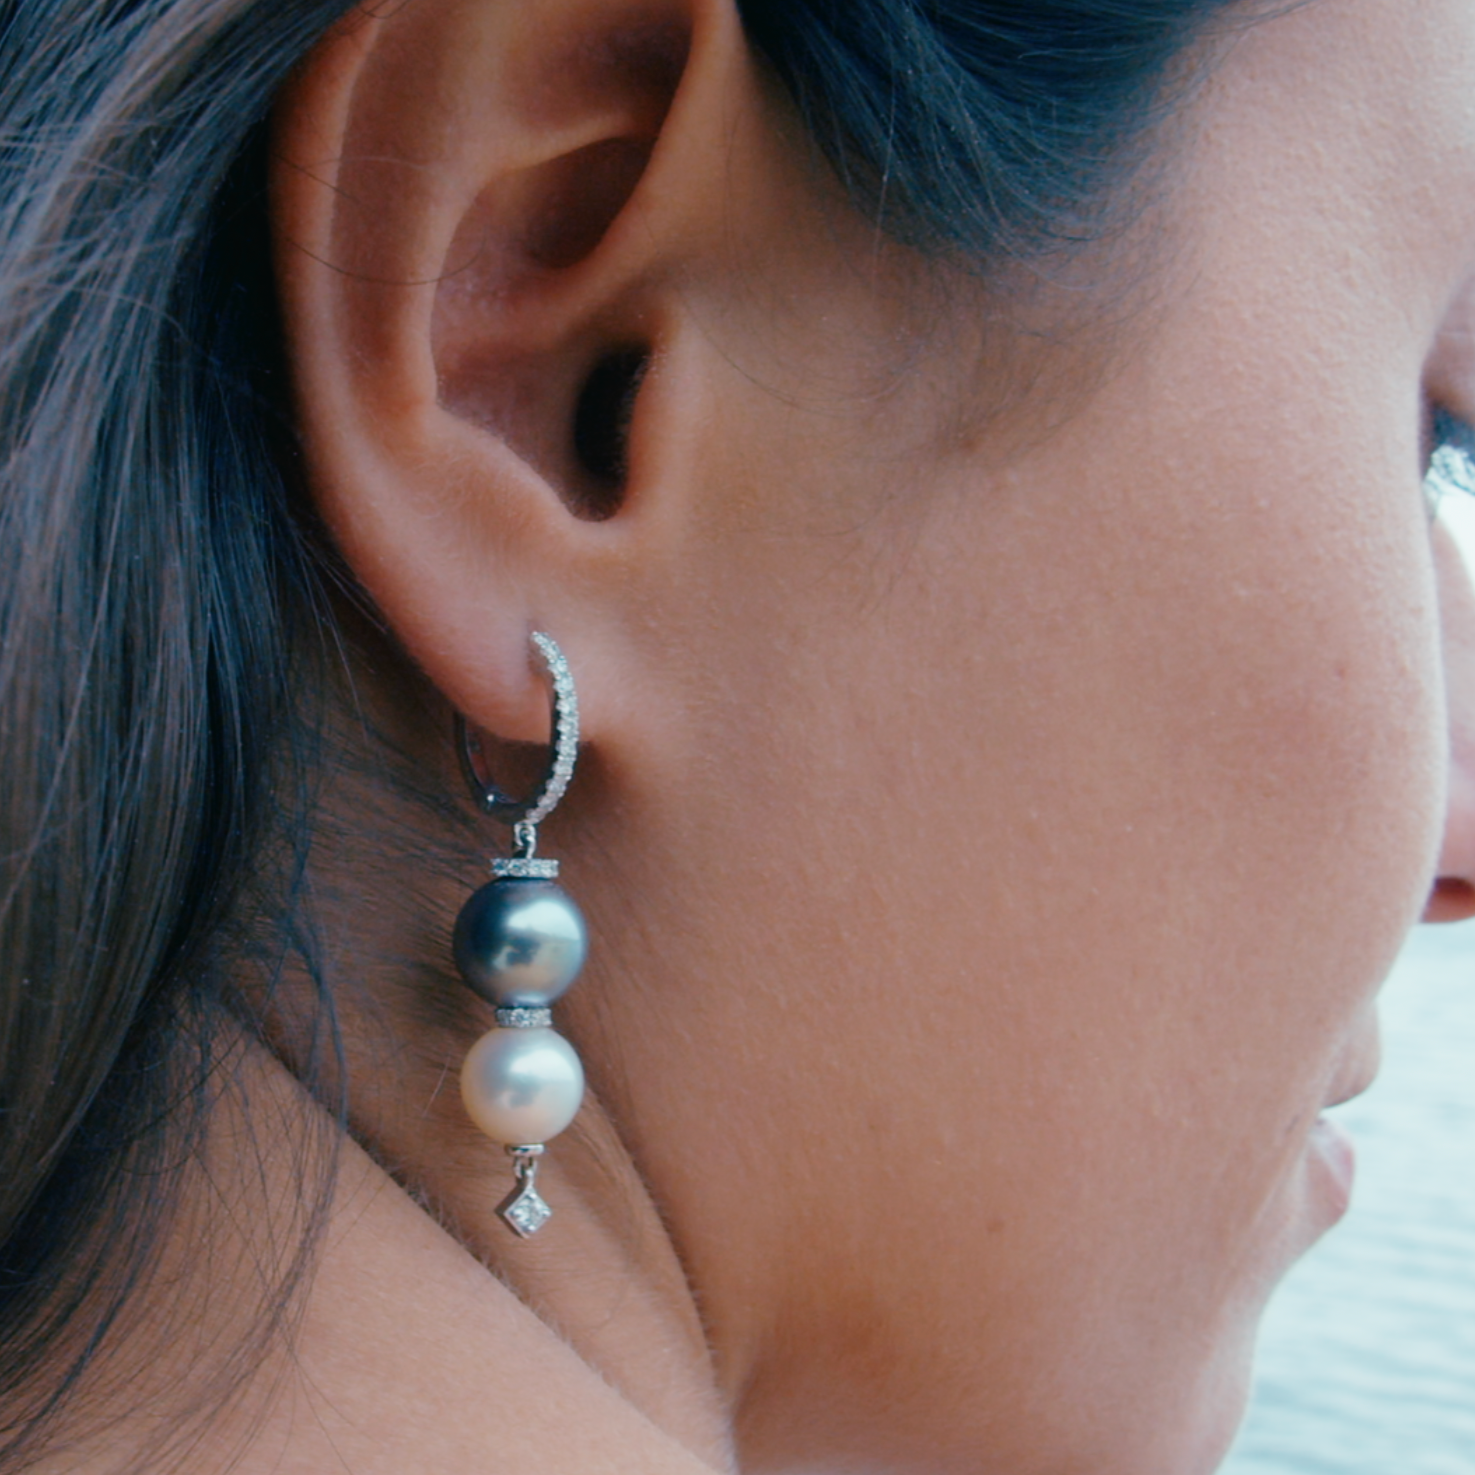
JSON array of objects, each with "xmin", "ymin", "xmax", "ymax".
[
  {"xmin": 592, "ymin": 336, "xmax": 1445, "ymax": 1473},
  {"xmin": 702, "ymin": 442, "xmax": 1438, "ymax": 1469},
  {"xmin": 827, "ymin": 476, "xmax": 1434, "ymax": 1466},
  {"xmin": 900, "ymin": 434, "xmax": 1441, "ymax": 1166}
]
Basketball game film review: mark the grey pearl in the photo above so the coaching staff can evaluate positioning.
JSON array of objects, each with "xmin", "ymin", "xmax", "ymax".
[{"xmin": 453, "ymin": 878, "xmax": 588, "ymax": 1007}]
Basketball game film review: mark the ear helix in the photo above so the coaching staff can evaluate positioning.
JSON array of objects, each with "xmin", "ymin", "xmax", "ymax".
[{"xmin": 452, "ymin": 633, "xmax": 586, "ymax": 1238}]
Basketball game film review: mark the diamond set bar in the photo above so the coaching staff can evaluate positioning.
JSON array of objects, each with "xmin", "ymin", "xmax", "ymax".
[
  {"xmin": 494, "ymin": 1006, "xmax": 553, "ymax": 1029},
  {"xmin": 520, "ymin": 632, "xmax": 579, "ymax": 828},
  {"xmin": 492, "ymin": 856, "xmax": 560, "ymax": 880}
]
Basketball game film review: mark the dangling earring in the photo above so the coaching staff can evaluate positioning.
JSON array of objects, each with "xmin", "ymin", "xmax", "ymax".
[{"xmin": 452, "ymin": 632, "xmax": 586, "ymax": 1238}]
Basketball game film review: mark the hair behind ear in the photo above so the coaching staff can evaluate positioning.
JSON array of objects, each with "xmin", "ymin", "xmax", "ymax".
[
  {"xmin": 0, "ymin": 0, "xmax": 352, "ymax": 1462},
  {"xmin": 738, "ymin": 0, "xmax": 1241, "ymax": 261}
]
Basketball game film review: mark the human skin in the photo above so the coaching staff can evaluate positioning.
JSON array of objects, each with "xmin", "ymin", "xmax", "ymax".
[{"xmin": 59, "ymin": 0, "xmax": 1471, "ymax": 1472}]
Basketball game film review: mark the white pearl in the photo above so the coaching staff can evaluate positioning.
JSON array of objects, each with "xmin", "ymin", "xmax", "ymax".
[{"xmin": 460, "ymin": 1027, "xmax": 584, "ymax": 1146}]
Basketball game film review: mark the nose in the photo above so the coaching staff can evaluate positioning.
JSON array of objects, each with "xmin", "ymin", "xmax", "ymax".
[{"xmin": 1423, "ymin": 510, "xmax": 1475, "ymax": 922}]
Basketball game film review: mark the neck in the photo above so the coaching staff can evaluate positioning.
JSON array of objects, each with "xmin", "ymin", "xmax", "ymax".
[{"xmin": 25, "ymin": 1044, "xmax": 734, "ymax": 1474}]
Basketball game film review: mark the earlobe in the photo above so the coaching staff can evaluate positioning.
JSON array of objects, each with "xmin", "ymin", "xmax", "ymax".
[{"xmin": 269, "ymin": 0, "xmax": 727, "ymax": 739}]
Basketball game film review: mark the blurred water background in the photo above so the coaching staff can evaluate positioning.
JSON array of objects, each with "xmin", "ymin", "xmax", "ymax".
[{"xmin": 1222, "ymin": 920, "xmax": 1475, "ymax": 1475}]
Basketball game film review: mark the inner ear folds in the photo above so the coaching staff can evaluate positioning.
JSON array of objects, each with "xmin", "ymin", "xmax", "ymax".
[
  {"xmin": 429, "ymin": 16, "xmax": 687, "ymax": 521},
  {"xmin": 522, "ymin": 137, "xmax": 657, "ymax": 271},
  {"xmin": 438, "ymin": 130, "xmax": 660, "ymax": 310}
]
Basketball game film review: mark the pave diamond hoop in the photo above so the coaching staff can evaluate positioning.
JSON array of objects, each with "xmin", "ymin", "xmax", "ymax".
[
  {"xmin": 451, "ymin": 632, "xmax": 588, "ymax": 1238},
  {"xmin": 456, "ymin": 631, "xmax": 580, "ymax": 835}
]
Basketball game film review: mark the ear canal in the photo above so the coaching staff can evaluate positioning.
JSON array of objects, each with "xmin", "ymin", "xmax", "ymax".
[{"xmin": 571, "ymin": 346, "xmax": 650, "ymax": 519}]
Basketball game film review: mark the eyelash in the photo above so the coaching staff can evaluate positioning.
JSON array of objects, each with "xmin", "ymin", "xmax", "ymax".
[{"xmin": 1426, "ymin": 405, "xmax": 1475, "ymax": 509}]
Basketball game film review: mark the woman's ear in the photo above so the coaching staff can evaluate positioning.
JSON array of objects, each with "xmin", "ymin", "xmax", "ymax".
[{"xmin": 270, "ymin": 0, "xmax": 738, "ymax": 740}]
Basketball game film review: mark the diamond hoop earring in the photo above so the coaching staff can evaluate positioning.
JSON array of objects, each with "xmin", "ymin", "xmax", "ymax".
[{"xmin": 452, "ymin": 632, "xmax": 585, "ymax": 1238}]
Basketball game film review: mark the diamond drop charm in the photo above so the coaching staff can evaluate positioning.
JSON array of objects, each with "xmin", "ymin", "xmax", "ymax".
[
  {"xmin": 496, "ymin": 1146, "xmax": 552, "ymax": 1238},
  {"xmin": 498, "ymin": 1180, "xmax": 551, "ymax": 1237}
]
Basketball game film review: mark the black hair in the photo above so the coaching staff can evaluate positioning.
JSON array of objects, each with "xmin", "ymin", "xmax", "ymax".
[
  {"xmin": 741, "ymin": 0, "xmax": 1240, "ymax": 260},
  {"xmin": 0, "ymin": 0, "xmax": 1241, "ymax": 1465}
]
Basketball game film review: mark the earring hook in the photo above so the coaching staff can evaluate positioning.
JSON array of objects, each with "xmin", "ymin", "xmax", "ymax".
[{"xmin": 455, "ymin": 631, "xmax": 580, "ymax": 834}]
